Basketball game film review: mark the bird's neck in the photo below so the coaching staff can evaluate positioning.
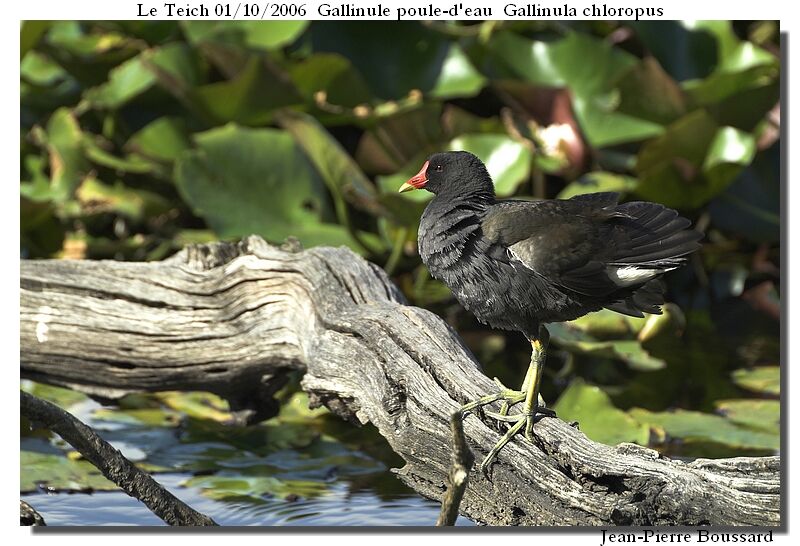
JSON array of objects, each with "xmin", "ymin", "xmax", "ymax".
[{"xmin": 433, "ymin": 186, "xmax": 496, "ymax": 211}]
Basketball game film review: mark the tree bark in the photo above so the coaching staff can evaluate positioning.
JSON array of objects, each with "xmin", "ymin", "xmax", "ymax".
[{"xmin": 20, "ymin": 236, "xmax": 781, "ymax": 526}]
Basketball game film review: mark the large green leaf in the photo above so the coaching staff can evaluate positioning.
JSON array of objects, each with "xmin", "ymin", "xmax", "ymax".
[
  {"xmin": 83, "ymin": 53, "xmax": 156, "ymax": 109},
  {"xmin": 46, "ymin": 22, "xmax": 128, "ymax": 56},
  {"xmin": 174, "ymin": 124, "xmax": 361, "ymax": 250},
  {"xmin": 124, "ymin": 117, "xmax": 191, "ymax": 163},
  {"xmin": 356, "ymin": 103, "xmax": 447, "ymax": 173},
  {"xmin": 635, "ymin": 109, "xmax": 755, "ymax": 208},
  {"xmin": 553, "ymin": 380, "xmax": 650, "ymax": 446},
  {"xmin": 182, "ymin": 21, "xmax": 308, "ymax": 50},
  {"xmin": 616, "ymin": 57, "xmax": 687, "ymax": 125},
  {"xmin": 84, "ymin": 43, "xmax": 201, "ymax": 109},
  {"xmin": 22, "ymin": 108, "xmax": 87, "ymax": 203},
  {"xmin": 309, "ymin": 21, "xmax": 451, "ymax": 100},
  {"xmin": 557, "ymin": 172, "xmax": 638, "ymax": 200},
  {"xmin": 20, "ymin": 50, "xmax": 79, "ymax": 111},
  {"xmin": 274, "ymin": 109, "xmax": 383, "ymax": 218},
  {"xmin": 21, "ymin": 21, "xmax": 50, "ymax": 59},
  {"xmin": 631, "ymin": 21, "xmax": 719, "ymax": 82},
  {"xmin": 708, "ymin": 143, "xmax": 780, "ymax": 243},
  {"xmin": 288, "ymin": 53, "xmax": 373, "ymax": 107},
  {"xmin": 75, "ymin": 177, "xmax": 170, "ymax": 221},
  {"xmin": 191, "ymin": 56, "xmax": 302, "ymax": 125},
  {"xmin": 82, "ymin": 135, "xmax": 157, "ymax": 175},
  {"xmin": 485, "ymin": 30, "xmax": 663, "ymax": 147},
  {"xmin": 429, "ymin": 44, "xmax": 487, "ymax": 99},
  {"xmin": 703, "ymin": 126, "xmax": 756, "ymax": 171}
]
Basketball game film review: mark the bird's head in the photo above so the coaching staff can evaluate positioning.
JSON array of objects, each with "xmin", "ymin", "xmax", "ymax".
[{"xmin": 398, "ymin": 151, "xmax": 495, "ymax": 200}]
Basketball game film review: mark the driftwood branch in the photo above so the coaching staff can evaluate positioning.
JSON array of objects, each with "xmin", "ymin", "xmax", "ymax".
[
  {"xmin": 21, "ymin": 236, "xmax": 780, "ymax": 526},
  {"xmin": 21, "ymin": 391, "xmax": 217, "ymax": 526},
  {"xmin": 436, "ymin": 412, "xmax": 475, "ymax": 526}
]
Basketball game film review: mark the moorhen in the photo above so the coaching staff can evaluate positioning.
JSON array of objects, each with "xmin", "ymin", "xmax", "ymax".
[{"xmin": 399, "ymin": 151, "xmax": 701, "ymax": 473}]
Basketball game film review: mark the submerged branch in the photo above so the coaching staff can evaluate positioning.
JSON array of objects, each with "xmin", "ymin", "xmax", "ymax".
[{"xmin": 20, "ymin": 391, "xmax": 218, "ymax": 527}]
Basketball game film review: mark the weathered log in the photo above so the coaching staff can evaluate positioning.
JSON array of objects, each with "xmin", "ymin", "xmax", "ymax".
[{"xmin": 20, "ymin": 236, "xmax": 781, "ymax": 526}]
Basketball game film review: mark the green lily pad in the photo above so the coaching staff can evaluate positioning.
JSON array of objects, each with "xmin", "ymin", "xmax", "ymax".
[
  {"xmin": 183, "ymin": 473, "xmax": 328, "ymax": 502},
  {"xmin": 278, "ymin": 392, "xmax": 329, "ymax": 423},
  {"xmin": 21, "ymin": 381, "xmax": 88, "ymax": 409},
  {"xmin": 549, "ymin": 318, "xmax": 665, "ymax": 372},
  {"xmin": 715, "ymin": 399, "xmax": 780, "ymax": 434},
  {"xmin": 181, "ymin": 419, "xmax": 317, "ymax": 455},
  {"xmin": 568, "ymin": 308, "xmax": 644, "ymax": 338},
  {"xmin": 174, "ymin": 124, "xmax": 363, "ymax": 250},
  {"xmin": 553, "ymin": 380, "xmax": 650, "ymax": 446},
  {"xmin": 447, "ymin": 134, "xmax": 532, "ymax": 197},
  {"xmin": 92, "ymin": 407, "xmax": 182, "ymax": 428},
  {"xmin": 21, "ymin": 450, "xmax": 117, "ymax": 493},
  {"xmin": 731, "ymin": 366, "xmax": 780, "ymax": 396},
  {"xmin": 630, "ymin": 408, "xmax": 779, "ymax": 451},
  {"xmin": 155, "ymin": 391, "xmax": 232, "ymax": 423}
]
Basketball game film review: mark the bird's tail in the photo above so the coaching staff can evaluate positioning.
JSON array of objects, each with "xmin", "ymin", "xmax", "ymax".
[{"xmin": 603, "ymin": 201, "xmax": 701, "ymax": 317}]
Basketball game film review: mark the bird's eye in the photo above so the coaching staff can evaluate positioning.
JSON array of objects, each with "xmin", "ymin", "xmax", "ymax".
[{"xmin": 433, "ymin": 164, "xmax": 443, "ymax": 172}]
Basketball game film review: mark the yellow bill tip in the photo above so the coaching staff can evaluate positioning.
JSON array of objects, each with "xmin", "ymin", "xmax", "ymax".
[{"xmin": 398, "ymin": 182, "xmax": 416, "ymax": 193}]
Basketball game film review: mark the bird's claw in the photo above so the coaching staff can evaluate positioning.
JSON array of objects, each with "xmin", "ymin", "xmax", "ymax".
[{"xmin": 460, "ymin": 393, "xmax": 556, "ymax": 478}]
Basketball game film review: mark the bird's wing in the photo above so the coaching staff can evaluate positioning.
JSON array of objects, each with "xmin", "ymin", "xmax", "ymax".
[{"xmin": 481, "ymin": 193, "xmax": 699, "ymax": 298}]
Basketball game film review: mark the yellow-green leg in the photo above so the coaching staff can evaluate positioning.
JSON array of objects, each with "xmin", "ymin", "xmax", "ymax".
[{"xmin": 457, "ymin": 325, "xmax": 554, "ymax": 475}]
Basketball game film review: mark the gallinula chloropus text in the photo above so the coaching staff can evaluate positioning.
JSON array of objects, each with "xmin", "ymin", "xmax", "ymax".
[{"xmin": 399, "ymin": 151, "xmax": 701, "ymax": 473}]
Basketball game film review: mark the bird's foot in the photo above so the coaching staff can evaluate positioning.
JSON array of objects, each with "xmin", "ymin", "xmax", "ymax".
[
  {"xmin": 478, "ymin": 403, "xmax": 555, "ymax": 476},
  {"xmin": 458, "ymin": 378, "xmax": 556, "ymax": 477}
]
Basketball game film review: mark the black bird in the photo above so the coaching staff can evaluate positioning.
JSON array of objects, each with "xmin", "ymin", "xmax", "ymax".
[{"xmin": 399, "ymin": 151, "xmax": 701, "ymax": 472}]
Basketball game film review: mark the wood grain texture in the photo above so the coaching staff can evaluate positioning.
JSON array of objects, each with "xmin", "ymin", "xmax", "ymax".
[{"xmin": 21, "ymin": 236, "xmax": 781, "ymax": 526}]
